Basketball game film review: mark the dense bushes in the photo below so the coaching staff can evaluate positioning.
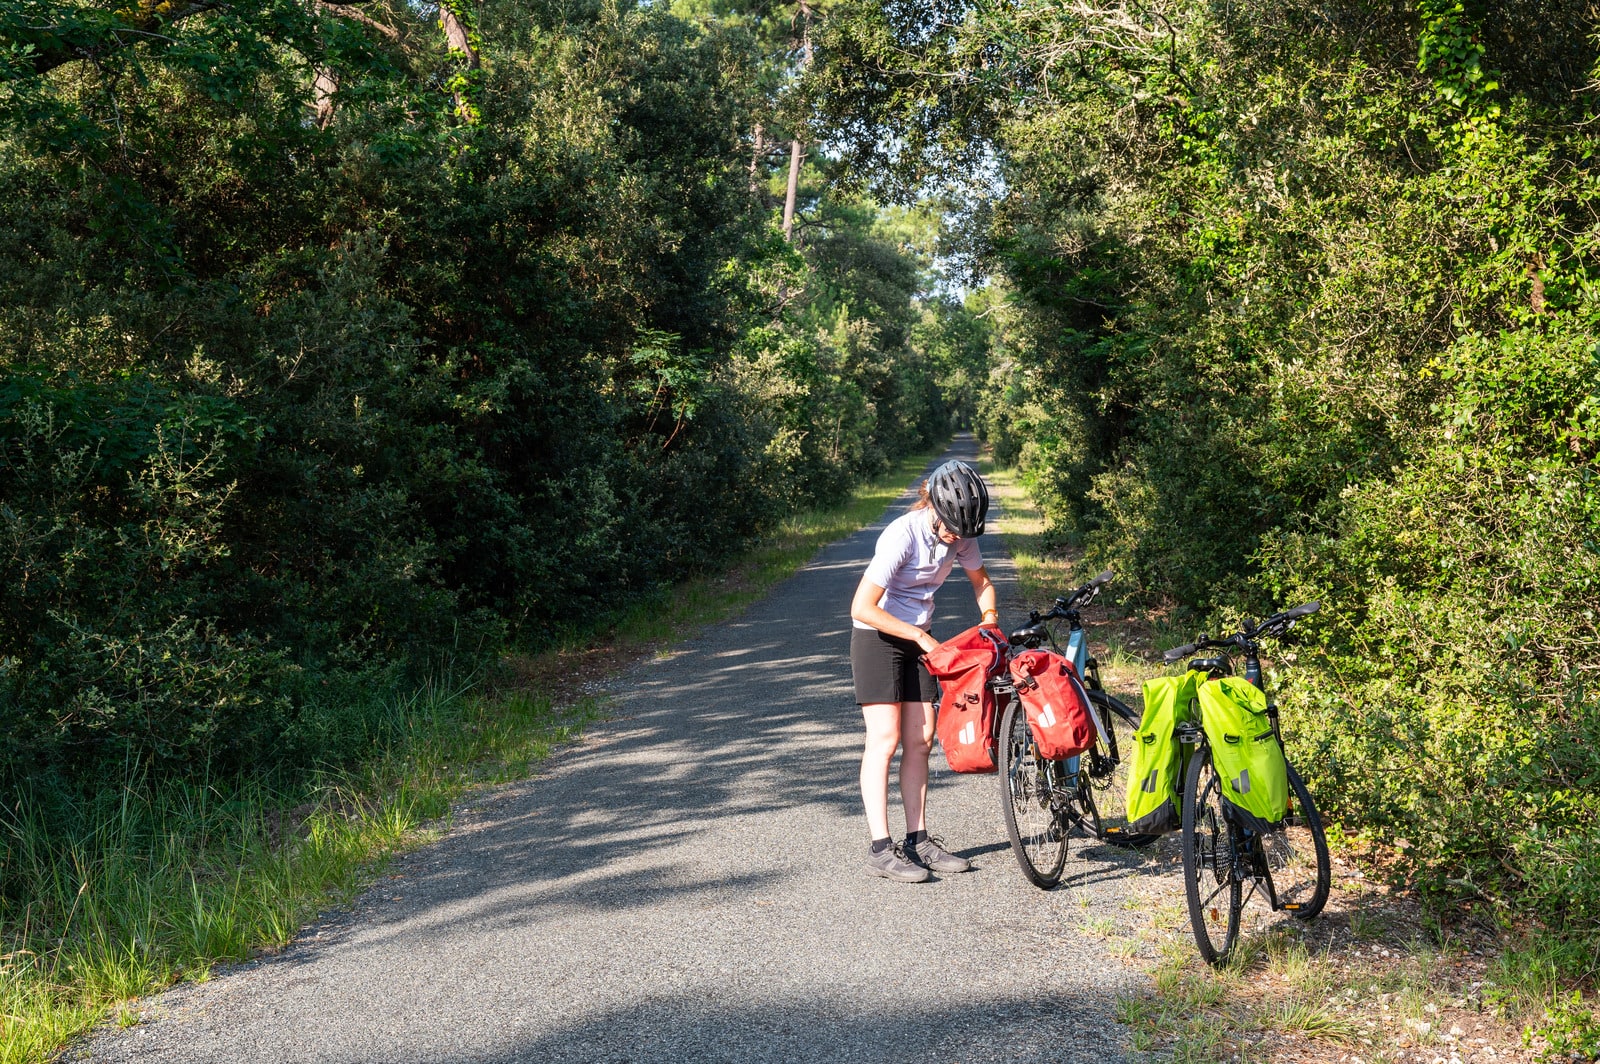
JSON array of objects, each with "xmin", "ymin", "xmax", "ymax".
[
  {"xmin": 1267, "ymin": 316, "xmax": 1600, "ymax": 928},
  {"xmin": 806, "ymin": 0, "xmax": 1600, "ymax": 940},
  {"xmin": 0, "ymin": 2, "xmax": 970, "ymax": 798}
]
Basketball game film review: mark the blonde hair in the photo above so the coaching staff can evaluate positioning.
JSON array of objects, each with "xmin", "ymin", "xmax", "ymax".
[{"xmin": 911, "ymin": 481, "xmax": 932, "ymax": 510}]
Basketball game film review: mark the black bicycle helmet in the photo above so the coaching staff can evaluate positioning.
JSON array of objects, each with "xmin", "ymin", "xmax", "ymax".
[{"xmin": 927, "ymin": 460, "xmax": 989, "ymax": 537}]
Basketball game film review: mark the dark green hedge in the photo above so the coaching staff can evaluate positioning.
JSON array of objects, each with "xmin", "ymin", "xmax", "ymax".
[{"xmin": 0, "ymin": 3, "xmax": 966, "ymax": 792}]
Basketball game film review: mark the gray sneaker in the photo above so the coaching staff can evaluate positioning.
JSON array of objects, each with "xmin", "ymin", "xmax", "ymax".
[
  {"xmin": 907, "ymin": 834, "xmax": 972, "ymax": 874},
  {"xmin": 866, "ymin": 843, "xmax": 931, "ymax": 883}
]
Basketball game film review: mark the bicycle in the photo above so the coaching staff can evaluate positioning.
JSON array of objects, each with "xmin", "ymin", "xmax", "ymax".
[
  {"xmin": 994, "ymin": 571, "xmax": 1153, "ymax": 889},
  {"xmin": 1162, "ymin": 602, "xmax": 1331, "ymax": 963}
]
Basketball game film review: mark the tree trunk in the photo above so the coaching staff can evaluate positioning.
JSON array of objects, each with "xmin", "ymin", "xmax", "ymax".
[
  {"xmin": 438, "ymin": 0, "xmax": 481, "ymax": 123},
  {"xmin": 439, "ymin": 3, "xmax": 477, "ymax": 62},
  {"xmin": 313, "ymin": 67, "xmax": 339, "ymax": 128},
  {"xmin": 781, "ymin": 1, "xmax": 814, "ymax": 243},
  {"xmin": 782, "ymin": 138, "xmax": 802, "ymax": 242},
  {"xmin": 749, "ymin": 123, "xmax": 766, "ymax": 196}
]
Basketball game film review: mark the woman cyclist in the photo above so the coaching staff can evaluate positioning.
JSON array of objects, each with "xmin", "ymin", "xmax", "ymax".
[{"xmin": 849, "ymin": 459, "xmax": 998, "ymax": 882}]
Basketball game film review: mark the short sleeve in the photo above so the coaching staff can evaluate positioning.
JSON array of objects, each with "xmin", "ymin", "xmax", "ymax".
[
  {"xmin": 863, "ymin": 518, "xmax": 915, "ymax": 588},
  {"xmin": 955, "ymin": 535, "xmax": 984, "ymax": 571}
]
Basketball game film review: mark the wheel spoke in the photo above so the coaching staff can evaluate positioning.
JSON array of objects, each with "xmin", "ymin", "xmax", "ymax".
[
  {"xmin": 1267, "ymin": 763, "xmax": 1331, "ymax": 918},
  {"xmin": 1184, "ymin": 749, "xmax": 1243, "ymax": 965},
  {"xmin": 1083, "ymin": 690, "xmax": 1145, "ymax": 842},
  {"xmin": 1000, "ymin": 699, "xmax": 1067, "ymax": 888}
]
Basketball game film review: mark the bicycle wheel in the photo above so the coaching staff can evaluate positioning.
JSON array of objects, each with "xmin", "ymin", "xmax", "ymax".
[
  {"xmin": 1261, "ymin": 761, "xmax": 1330, "ymax": 919},
  {"xmin": 1084, "ymin": 690, "xmax": 1157, "ymax": 847},
  {"xmin": 1182, "ymin": 745, "xmax": 1243, "ymax": 965},
  {"xmin": 999, "ymin": 697, "xmax": 1068, "ymax": 888}
]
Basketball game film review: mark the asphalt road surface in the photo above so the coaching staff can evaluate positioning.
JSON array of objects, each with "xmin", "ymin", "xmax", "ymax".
[{"xmin": 78, "ymin": 436, "xmax": 1145, "ymax": 1064}]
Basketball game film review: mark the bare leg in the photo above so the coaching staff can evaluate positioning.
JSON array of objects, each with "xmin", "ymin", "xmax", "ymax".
[
  {"xmin": 860, "ymin": 703, "xmax": 902, "ymax": 840},
  {"xmin": 899, "ymin": 700, "xmax": 935, "ymax": 834}
]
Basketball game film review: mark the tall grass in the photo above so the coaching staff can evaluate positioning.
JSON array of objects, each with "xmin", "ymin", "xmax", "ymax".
[
  {"xmin": 981, "ymin": 459, "xmax": 1165, "ymax": 698},
  {"xmin": 0, "ymin": 687, "xmax": 594, "ymax": 1063},
  {"xmin": 0, "ymin": 444, "xmax": 945, "ymax": 1064}
]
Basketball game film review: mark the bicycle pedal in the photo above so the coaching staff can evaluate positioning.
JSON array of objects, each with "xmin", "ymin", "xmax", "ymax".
[{"xmin": 1280, "ymin": 902, "xmax": 1303, "ymax": 911}]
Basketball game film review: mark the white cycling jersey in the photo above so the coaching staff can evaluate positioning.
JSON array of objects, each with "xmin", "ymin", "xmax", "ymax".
[{"xmin": 853, "ymin": 508, "xmax": 983, "ymax": 631}]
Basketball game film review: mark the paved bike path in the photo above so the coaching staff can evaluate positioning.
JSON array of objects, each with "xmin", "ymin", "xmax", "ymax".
[{"xmin": 80, "ymin": 436, "xmax": 1143, "ymax": 1064}]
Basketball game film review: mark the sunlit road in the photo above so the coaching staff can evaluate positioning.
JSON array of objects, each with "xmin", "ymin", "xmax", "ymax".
[{"xmin": 79, "ymin": 435, "xmax": 1141, "ymax": 1064}]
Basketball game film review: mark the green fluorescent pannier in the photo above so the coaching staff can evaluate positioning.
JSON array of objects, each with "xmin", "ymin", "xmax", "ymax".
[
  {"xmin": 1125, "ymin": 671, "xmax": 1200, "ymax": 834},
  {"xmin": 1196, "ymin": 677, "xmax": 1289, "ymax": 832}
]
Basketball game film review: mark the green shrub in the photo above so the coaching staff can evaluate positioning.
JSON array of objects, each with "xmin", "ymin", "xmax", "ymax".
[
  {"xmin": 805, "ymin": 0, "xmax": 1600, "ymax": 939},
  {"xmin": 0, "ymin": 1, "xmax": 971, "ymax": 802}
]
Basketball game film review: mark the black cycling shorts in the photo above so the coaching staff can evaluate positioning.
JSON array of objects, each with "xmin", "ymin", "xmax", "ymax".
[{"xmin": 851, "ymin": 627, "xmax": 939, "ymax": 705}]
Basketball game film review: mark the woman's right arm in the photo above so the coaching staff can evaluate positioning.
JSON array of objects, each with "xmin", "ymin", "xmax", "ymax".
[{"xmin": 851, "ymin": 577, "xmax": 939, "ymax": 654}]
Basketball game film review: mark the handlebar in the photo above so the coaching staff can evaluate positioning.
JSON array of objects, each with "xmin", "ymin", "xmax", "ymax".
[
  {"xmin": 1006, "ymin": 570, "xmax": 1115, "ymax": 647},
  {"xmin": 1250, "ymin": 600, "xmax": 1319, "ymax": 636},
  {"xmin": 1162, "ymin": 641, "xmax": 1200, "ymax": 664},
  {"xmin": 1052, "ymin": 570, "xmax": 1114, "ymax": 614},
  {"xmin": 1161, "ymin": 600, "xmax": 1320, "ymax": 664}
]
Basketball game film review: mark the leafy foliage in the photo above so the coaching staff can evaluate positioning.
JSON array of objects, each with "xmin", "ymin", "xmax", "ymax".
[
  {"xmin": 805, "ymin": 0, "xmax": 1600, "ymax": 943},
  {"xmin": 0, "ymin": 0, "xmax": 978, "ymax": 815}
]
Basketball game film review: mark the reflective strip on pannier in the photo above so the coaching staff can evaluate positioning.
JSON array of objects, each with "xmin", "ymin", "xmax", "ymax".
[
  {"xmin": 923, "ymin": 624, "xmax": 1008, "ymax": 774},
  {"xmin": 1196, "ymin": 676, "xmax": 1289, "ymax": 831},
  {"xmin": 934, "ymin": 681, "xmax": 996, "ymax": 773},
  {"xmin": 1007, "ymin": 649, "xmax": 1097, "ymax": 761},
  {"xmin": 1125, "ymin": 671, "xmax": 1200, "ymax": 834}
]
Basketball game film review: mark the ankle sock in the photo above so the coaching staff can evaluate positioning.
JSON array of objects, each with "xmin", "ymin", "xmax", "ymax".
[
  {"xmin": 869, "ymin": 836, "xmax": 893, "ymax": 855},
  {"xmin": 905, "ymin": 829, "xmax": 927, "ymax": 846}
]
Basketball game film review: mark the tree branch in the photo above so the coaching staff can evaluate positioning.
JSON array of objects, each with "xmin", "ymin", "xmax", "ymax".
[
  {"xmin": 15, "ymin": 1, "xmax": 223, "ymax": 79},
  {"xmin": 314, "ymin": 0, "xmax": 399, "ymax": 40}
]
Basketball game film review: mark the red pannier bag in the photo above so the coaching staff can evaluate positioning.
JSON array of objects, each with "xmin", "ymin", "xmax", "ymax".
[
  {"xmin": 1008, "ymin": 649, "xmax": 1097, "ymax": 761},
  {"xmin": 922, "ymin": 625, "xmax": 1008, "ymax": 774}
]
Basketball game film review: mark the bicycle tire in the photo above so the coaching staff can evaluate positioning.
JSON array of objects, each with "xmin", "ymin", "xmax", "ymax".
[
  {"xmin": 1045, "ymin": 765, "xmax": 1105, "ymax": 887},
  {"xmin": 999, "ymin": 696, "xmax": 1068, "ymax": 889},
  {"xmin": 1084, "ymin": 690, "xmax": 1158, "ymax": 848},
  {"xmin": 1182, "ymin": 745, "xmax": 1242, "ymax": 965},
  {"xmin": 1261, "ymin": 761, "xmax": 1330, "ymax": 919}
]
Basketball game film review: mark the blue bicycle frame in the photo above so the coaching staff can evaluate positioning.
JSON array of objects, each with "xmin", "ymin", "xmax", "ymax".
[{"xmin": 1063, "ymin": 625, "xmax": 1109, "ymax": 774}]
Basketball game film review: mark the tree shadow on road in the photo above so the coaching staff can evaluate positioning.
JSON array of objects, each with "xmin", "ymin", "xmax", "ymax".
[{"xmin": 430, "ymin": 992, "xmax": 1129, "ymax": 1064}]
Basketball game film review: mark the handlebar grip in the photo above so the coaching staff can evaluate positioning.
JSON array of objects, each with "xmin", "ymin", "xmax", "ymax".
[
  {"xmin": 1092, "ymin": 569, "xmax": 1114, "ymax": 587},
  {"xmin": 1163, "ymin": 643, "xmax": 1198, "ymax": 664},
  {"xmin": 1285, "ymin": 600, "xmax": 1321, "ymax": 619}
]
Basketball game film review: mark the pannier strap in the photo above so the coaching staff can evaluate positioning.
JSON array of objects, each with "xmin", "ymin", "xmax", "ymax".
[{"xmin": 978, "ymin": 627, "xmax": 1007, "ymax": 675}]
